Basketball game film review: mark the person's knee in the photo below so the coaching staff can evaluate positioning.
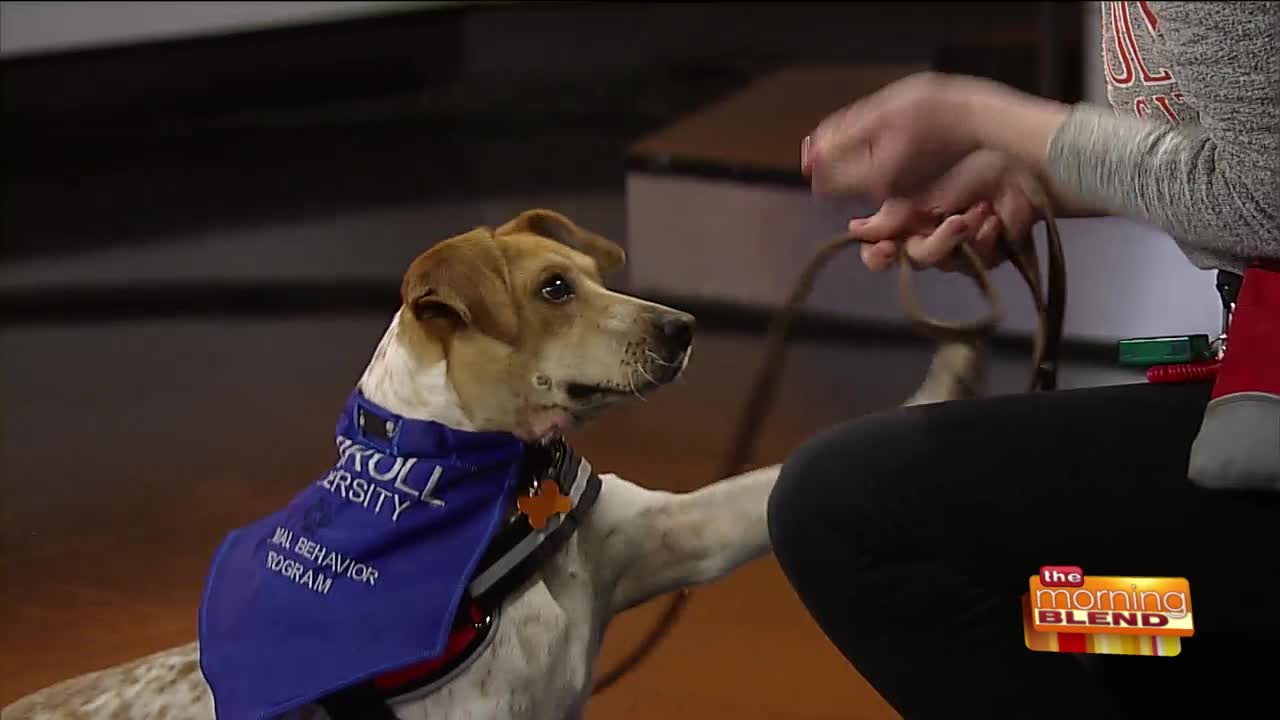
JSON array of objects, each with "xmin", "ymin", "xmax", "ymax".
[
  {"xmin": 766, "ymin": 435, "xmax": 830, "ymax": 568},
  {"xmin": 768, "ymin": 408, "xmax": 932, "ymax": 569}
]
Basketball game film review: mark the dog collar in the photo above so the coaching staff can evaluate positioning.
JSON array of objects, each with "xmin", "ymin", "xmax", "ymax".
[{"xmin": 197, "ymin": 390, "xmax": 600, "ymax": 720}]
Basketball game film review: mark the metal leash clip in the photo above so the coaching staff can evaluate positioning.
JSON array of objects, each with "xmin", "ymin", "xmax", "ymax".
[{"xmin": 1213, "ymin": 269, "xmax": 1243, "ymax": 359}]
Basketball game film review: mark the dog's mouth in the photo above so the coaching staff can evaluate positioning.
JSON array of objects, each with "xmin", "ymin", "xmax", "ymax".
[
  {"xmin": 564, "ymin": 382, "xmax": 633, "ymax": 401},
  {"xmin": 563, "ymin": 347, "xmax": 690, "ymax": 404}
]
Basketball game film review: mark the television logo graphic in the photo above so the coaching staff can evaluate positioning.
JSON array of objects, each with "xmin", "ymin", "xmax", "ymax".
[{"xmin": 1023, "ymin": 566, "xmax": 1193, "ymax": 657}]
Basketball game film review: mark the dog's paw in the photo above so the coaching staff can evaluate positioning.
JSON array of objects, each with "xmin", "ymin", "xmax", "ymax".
[{"xmin": 904, "ymin": 340, "xmax": 987, "ymax": 406}]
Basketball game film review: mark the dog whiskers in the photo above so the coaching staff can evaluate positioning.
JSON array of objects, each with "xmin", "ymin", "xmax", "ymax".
[
  {"xmin": 645, "ymin": 350, "xmax": 676, "ymax": 367},
  {"xmin": 637, "ymin": 364, "xmax": 658, "ymax": 387},
  {"xmin": 626, "ymin": 367, "xmax": 648, "ymax": 402}
]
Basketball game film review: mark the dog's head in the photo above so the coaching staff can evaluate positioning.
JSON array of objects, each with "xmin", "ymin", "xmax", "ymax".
[{"xmin": 399, "ymin": 209, "xmax": 694, "ymax": 440}]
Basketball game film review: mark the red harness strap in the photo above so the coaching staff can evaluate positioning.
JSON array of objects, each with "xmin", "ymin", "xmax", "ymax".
[{"xmin": 371, "ymin": 600, "xmax": 488, "ymax": 694}]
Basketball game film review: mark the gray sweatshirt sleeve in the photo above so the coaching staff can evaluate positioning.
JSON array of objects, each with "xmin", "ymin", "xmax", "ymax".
[{"xmin": 1046, "ymin": 1, "xmax": 1279, "ymax": 270}]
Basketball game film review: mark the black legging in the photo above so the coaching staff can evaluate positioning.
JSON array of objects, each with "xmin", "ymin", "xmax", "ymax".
[{"xmin": 768, "ymin": 379, "xmax": 1280, "ymax": 719}]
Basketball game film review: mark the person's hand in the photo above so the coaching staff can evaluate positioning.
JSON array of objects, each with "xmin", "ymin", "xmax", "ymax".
[
  {"xmin": 802, "ymin": 72, "xmax": 990, "ymax": 201},
  {"xmin": 849, "ymin": 150, "xmax": 1042, "ymax": 275}
]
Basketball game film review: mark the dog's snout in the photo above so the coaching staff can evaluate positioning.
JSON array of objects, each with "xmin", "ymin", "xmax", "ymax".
[{"xmin": 654, "ymin": 312, "xmax": 695, "ymax": 352}]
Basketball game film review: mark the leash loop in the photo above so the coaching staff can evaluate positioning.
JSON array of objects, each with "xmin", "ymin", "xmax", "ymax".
[{"xmin": 592, "ymin": 176, "xmax": 1068, "ymax": 695}]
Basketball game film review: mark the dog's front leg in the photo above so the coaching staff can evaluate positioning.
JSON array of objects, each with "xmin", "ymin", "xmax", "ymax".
[{"xmin": 592, "ymin": 464, "xmax": 781, "ymax": 614}]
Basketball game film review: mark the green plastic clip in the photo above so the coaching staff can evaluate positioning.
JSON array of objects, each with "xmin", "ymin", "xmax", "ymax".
[{"xmin": 1117, "ymin": 334, "xmax": 1213, "ymax": 367}]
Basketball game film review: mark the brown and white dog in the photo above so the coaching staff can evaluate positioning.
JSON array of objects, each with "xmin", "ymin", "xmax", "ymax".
[{"xmin": 2, "ymin": 209, "xmax": 985, "ymax": 720}]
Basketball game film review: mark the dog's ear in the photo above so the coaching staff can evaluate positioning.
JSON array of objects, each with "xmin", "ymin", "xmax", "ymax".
[
  {"xmin": 496, "ymin": 209, "xmax": 626, "ymax": 275},
  {"xmin": 400, "ymin": 229, "xmax": 519, "ymax": 344}
]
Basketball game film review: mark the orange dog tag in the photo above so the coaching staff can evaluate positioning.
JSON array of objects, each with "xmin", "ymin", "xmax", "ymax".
[{"xmin": 517, "ymin": 480, "xmax": 571, "ymax": 530}]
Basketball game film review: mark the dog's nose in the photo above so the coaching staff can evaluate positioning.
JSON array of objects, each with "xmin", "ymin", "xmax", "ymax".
[{"xmin": 655, "ymin": 312, "xmax": 695, "ymax": 352}]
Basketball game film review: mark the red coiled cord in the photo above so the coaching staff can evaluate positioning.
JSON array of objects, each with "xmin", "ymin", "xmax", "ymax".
[{"xmin": 1147, "ymin": 360, "xmax": 1221, "ymax": 384}]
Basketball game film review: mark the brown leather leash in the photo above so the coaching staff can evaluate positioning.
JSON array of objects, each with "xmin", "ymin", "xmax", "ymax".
[{"xmin": 591, "ymin": 176, "xmax": 1068, "ymax": 695}]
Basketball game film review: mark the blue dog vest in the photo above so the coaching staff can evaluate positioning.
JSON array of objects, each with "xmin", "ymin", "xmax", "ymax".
[{"xmin": 198, "ymin": 391, "xmax": 592, "ymax": 720}]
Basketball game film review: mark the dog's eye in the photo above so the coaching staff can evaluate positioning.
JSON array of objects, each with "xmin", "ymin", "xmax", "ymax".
[{"xmin": 539, "ymin": 274, "xmax": 575, "ymax": 303}]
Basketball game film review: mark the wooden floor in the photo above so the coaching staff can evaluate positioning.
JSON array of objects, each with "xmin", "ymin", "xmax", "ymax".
[{"xmin": 0, "ymin": 314, "xmax": 1133, "ymax": 717}]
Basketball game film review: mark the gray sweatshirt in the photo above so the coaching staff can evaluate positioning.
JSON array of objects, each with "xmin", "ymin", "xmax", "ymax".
[{"xmin": 1047, "ymin": 1, "xmax": 1279, "ymax": 275}]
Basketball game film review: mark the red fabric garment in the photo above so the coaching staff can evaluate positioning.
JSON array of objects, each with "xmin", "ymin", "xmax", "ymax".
[{"xmin": 1187, "ymin": 262, "xmax": 1280, "ymax": 491}]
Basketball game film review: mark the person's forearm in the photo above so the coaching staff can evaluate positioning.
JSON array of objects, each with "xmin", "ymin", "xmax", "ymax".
[
  {"xmin": 954, "ymin": 79, "xmax": 1104, "ymax": 219},
  {"xmin": 1046, "ymin": 104, "xmax": 1279, "ymax": 258},
  {"xmin": 954, "ymin": 78, "xmax": 1280, "ymax": 260},
  {"xmin": 1041, "ymin": 181, "xmax": 1111, "ymax": 220}
]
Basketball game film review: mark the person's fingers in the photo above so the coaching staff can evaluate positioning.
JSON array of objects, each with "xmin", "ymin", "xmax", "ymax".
[
  {"xmin": 860, "ymin": 239, "xmax": 901, "ymax": 272},
  {"xmin": 971, "ymin": 215, "xmax": 1007, "ymax": 270},
  {"xmin": 810, "ymin": 116, "xmax": 933, "ymax": 199},
  {"xmin": 847, "ymin": 199, "xmax": 922, "ymax": 243},
  {"xmin": 852, "ymin": 197, "xmax": 936, "ymax": 272},
  {"xmin": 970, "ymin": 215, "xmax": 1003, "ymax": 267},
  {"xmin": 979, "ymin": 191, "xmax": 1038, "ymax": 268},
  {"xmin": 808, "ymin": 96, "xmax": 879, "ymax": 171},
  {"xmin": 811, "ymin": 139, "xmax": 879, "ymax": 197},
  {"xmin": 903, "ymin": 215, "xmax": 970, "ymax": 268},
  {"xmin": 807, "ymin": 73, "xmax": 937, "ymax": 180},
  {"xmin": 935, "ymin": 214, "xmax": 998, "ymax": 276},
  {"xmin": 902, "ymin": 203, "xmax": 989, "ymax": 268},
  {"xmin": 806, "ymin": 91, "xmax": 906, "ymax": 198},
  {"xmin": 974, "ymin": 214, "xmax": 1001, "ymax": 248},
  {"xmin": 994, "ymin": 190, "xmax": 1038, "ymax": 246},
  {"xmin": 859, "ymin": 241, "xmax": 877, "ymax": 270},
  {"xmin": 941, "ymin": 190, "xmax": 1041, "ymax": 275}
]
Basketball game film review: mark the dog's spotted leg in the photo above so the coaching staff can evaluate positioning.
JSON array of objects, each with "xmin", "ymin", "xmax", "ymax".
[
  {"xmin": 1, "ymin": 642, "xmax": 212, "ymax": 720},
  {"xmin": 590, "ymin": 466, "xmax": 781, "ymax": 615}
]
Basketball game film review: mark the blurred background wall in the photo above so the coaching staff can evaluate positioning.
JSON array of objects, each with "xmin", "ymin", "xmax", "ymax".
[
  {"xmin": 2, "ymin": 1, "xmax": 1069, "ymax": 269},
  {"xmin": 0, "ymin": 2, "xmax": 443, "ymax": 57}
]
